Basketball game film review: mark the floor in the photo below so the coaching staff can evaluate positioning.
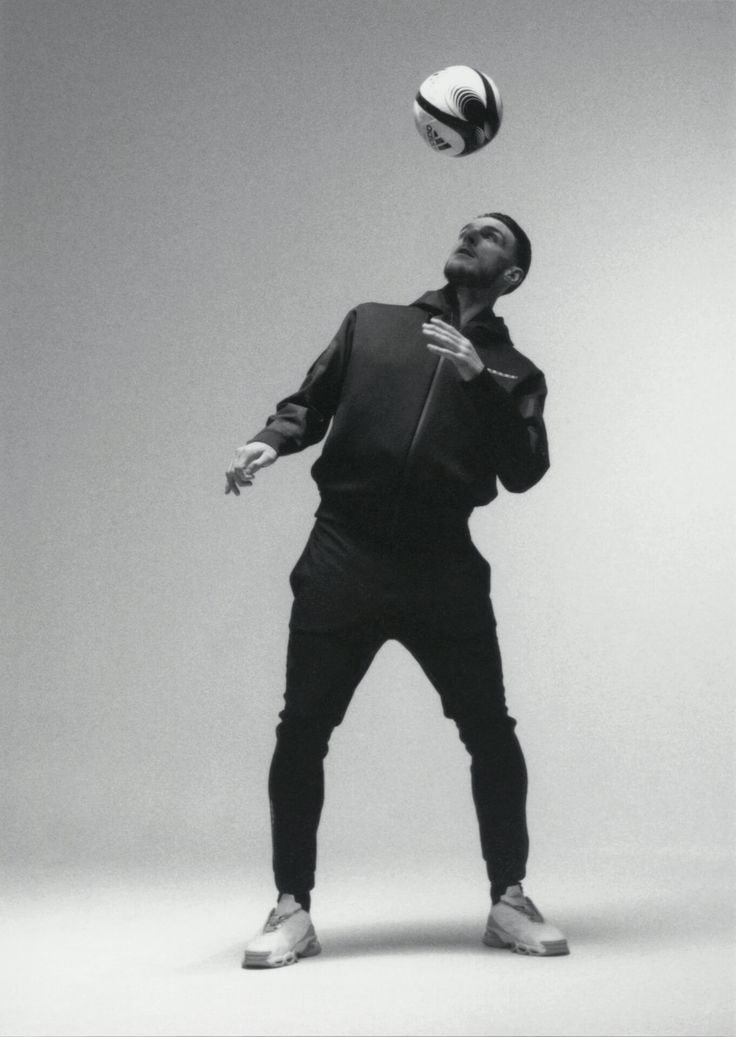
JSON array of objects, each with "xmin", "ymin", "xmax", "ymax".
[{"xmin": 3, "ymin": 852, "xmax": 734, "ymax": 1037}]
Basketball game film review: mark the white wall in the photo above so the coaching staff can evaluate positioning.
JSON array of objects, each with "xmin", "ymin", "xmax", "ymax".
[{"xmin": 3, "ymin": 0, "xmax": 734, "ymax": 885}]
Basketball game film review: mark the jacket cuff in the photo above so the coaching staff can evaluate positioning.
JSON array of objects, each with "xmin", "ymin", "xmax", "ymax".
[
  {"xmin": 461, "ymin": 366, "xmax": 514, "ymax": 407},
  {"xmin": 247, "ymin": 428, "xmax": 287, "ymax": 455}
]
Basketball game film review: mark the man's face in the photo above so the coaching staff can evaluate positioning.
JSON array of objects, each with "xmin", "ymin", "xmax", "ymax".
[{"xmin": 444, "ymin": 216, "xmax": 521, "ymax": 292}]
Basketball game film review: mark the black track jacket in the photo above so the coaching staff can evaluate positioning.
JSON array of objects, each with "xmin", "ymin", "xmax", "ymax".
[{"xmin": 250, "ymin": 286, "xmax": 549, "ymax": 535}]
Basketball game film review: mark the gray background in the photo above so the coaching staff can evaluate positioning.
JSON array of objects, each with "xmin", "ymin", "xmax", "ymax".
[{"xmin": 2, "ymin": 3, "xmax": 734, "ymax": 1033}]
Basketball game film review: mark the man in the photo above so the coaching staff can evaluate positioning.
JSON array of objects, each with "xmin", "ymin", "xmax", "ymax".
[{"xmin": 226, "ymin": 213, "xmax": 569, "ymax": 968}]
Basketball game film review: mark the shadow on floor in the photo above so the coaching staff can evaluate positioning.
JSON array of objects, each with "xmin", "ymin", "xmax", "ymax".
[{"xmin": 320, "ymin": 917, "xmax": 484, "ymax": 959}]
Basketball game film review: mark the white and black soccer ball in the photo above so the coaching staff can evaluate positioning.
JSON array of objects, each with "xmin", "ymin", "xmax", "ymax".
[{"xmin": 413, "ymin": 65, "xmax": 503, "ymax": 157}]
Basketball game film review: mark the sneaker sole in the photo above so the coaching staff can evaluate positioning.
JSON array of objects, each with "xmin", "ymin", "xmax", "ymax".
[
  {"xmin": 483, "ymin": 926, "xmax": 569, "ymax": 957},
  {"xmin": 242, "ymin": 935, "xmax": 322, "ymax": 969}
]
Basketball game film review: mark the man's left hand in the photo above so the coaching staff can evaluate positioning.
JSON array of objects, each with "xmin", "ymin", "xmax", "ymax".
[{"xmin": 421, "ymin": 318, "xmax": 484, "ymax": 381}]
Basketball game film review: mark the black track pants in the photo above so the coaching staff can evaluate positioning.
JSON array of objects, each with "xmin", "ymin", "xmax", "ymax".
[{"xmin": 267, "ymin": 530, "xmax": 529, "ymax": 903}]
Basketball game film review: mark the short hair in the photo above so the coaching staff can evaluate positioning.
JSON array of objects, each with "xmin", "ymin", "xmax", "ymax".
[{"xmin": 478, "ymin": 212, "xmax": 532, "ymax": 293}]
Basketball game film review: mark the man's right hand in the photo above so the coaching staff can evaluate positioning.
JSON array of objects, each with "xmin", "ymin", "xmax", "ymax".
[{"xmin": 225, "ymin": 442, "xmax": 278, "ymax": 495}]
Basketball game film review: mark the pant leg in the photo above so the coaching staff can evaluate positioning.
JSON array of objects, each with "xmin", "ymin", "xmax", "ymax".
[
  {"xmin": 396, "ymin": 610, "xmax": 529, "ymax": 903},
  {"xmin": 268, "ymin": 625, "xmax": 384, "ymax": 897}
]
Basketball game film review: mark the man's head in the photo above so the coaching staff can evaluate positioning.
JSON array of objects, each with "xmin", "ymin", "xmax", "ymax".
[{"xmin": 444, "ymin": 213, "xmax": 532, "ymax": 297}]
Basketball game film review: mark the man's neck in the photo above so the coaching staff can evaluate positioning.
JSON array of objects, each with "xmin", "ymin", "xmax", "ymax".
[{"xmin": 454, "ymin": 285, "xmax": 498, "ymax": 327}]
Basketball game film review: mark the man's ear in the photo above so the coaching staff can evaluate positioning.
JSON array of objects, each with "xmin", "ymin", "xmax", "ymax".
[{"xmin": 503, "ymin": 265, "xmax": 524, "ymax": 290}]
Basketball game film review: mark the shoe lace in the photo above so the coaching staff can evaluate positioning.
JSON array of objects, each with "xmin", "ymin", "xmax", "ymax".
[
  {"xmin": 518, "ymin": 896, "xmax": 544, "ymax": 923},
  {"xmin": 502, "ymin": 885, "xmax": 545, "ymax": 923},
  {"xmin": 263, "ymin": 907, "xmax": 301, "ymax": 933}
]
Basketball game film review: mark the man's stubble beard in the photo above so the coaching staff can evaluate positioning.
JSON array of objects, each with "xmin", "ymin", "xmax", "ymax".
[{"xmin": 443, "ymin": 257, "xmax": 481, "ymax": 288}]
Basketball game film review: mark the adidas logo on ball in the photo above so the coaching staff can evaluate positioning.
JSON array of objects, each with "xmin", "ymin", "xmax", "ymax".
[{"xmin": 425, "ymin": 125, "xmax": 451, "ymax": 151}]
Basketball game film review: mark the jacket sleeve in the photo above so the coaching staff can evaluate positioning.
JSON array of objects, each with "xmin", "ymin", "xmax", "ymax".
[
  {"xmin": 248, "ymin": 310, "xmax": 355, "ymax": 456},
  {"xmin": 461, "ymin": 366, "xmax": 550, "ymax": 492}
]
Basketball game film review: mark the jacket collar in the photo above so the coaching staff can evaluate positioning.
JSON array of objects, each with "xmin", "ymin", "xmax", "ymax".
[{"xmin": 411, "ymin": 284, "xmax": 512, "ymax": 345}]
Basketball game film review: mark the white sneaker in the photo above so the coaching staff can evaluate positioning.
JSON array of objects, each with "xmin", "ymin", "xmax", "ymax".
[
  {"xmin": 242, "ymin": 894, "xmax": 322, "ymax": 969},
  {"xmin": 483, "ymin": 884, "xmax": 569, "ymax": 956}
]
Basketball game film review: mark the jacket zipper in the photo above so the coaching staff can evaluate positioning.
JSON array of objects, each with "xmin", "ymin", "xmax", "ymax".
[
  {"xmin": 403, "ymin": 355, "xmax": 445, "ymax": 473},
  {"xmin": 388, "ymin": 308, "xmax": 457, "ymax": 535}
]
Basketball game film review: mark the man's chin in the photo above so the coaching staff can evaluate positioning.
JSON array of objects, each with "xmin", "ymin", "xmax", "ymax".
[{"xmin": 444, "ymin": 258, "xmax": 476, "ymax": 286}]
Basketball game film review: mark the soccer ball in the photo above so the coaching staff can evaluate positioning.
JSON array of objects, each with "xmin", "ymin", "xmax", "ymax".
[{"xmin": 413, "ymin": 65, "xmax": 503, "ymax": 157}]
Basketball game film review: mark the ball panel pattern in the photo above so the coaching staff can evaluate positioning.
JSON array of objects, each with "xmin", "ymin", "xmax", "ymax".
[
  {"xmin": 475, "ymin": 69, "xmax": 502, "ymax": 138},
  {"xmin": 414, "ymin": 65, "xmax": 502, "ymax": 157}
]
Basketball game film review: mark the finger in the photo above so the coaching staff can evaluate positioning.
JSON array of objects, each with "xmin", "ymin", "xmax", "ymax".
[
  {"xmin": 425, "ymin": 341, "xmax": 470, "ymax": 364},
  {"xmin": 428, "ymin": 317, "xmax": 455, "ymax": 332},
  {"xmin": 234, "ymin": 469, "xmax": 252, "ymax": 487},
  {"xmin": 422, "ymin": 323, "xmax": 461, "ymax": 343},
  {"xmin": 225, "ymin": 468, "xmax": 246, "ymax": 491},
  {"xmin": 428, "ymin": 320, "xmax": 466, "ymax": 345},
  {"xmin": 244, "ymin": 453, "xmax": 274, "ymax": 476},
  {"xmin": 422, "ymin": 329, "xmax": 462, "ymax": 352},
  {"xmin": 425, "ymin": 343, "xmax": 456, "ymax": 358}
]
